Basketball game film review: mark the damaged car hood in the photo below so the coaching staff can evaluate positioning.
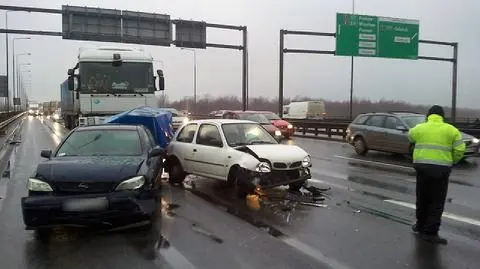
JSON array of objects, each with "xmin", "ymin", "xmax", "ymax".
[
  {"xmin": 241, "ymin": 144, "xmax": 308, "ymax": 163},
  {"xmin": 36, "ymin": 156, "xmax": 144, "ymax": 182}
]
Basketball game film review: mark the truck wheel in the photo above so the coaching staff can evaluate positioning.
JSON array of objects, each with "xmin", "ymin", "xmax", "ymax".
[{"xmin": 353, "ymin": 137, "xmax": 368, "ymax": 155}]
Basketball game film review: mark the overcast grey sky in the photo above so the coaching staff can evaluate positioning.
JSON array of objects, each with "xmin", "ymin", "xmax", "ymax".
[{"xmin": 2, "ymin": 0, "xmax": 479, "ymax": 108}]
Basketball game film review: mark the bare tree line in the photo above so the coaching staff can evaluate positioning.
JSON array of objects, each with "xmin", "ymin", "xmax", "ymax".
[{"xmin": 162, "ymin": 95, "xmax": 480, "ymax": 120}]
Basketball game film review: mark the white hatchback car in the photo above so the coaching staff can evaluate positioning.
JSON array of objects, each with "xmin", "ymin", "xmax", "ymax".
[{"xmin": 166, "ymin": 119, "xmax": 312, "ymax": 196}]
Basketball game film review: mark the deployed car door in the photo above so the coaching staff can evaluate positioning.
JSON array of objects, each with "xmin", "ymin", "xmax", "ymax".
[{"xmin": 192, "ymin": 124, "xmax": 227, "ymax": 179}]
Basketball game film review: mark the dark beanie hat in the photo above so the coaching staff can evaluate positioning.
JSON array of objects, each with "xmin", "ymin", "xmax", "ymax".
[{"xmin": 427, "ymin": 105, "xmax": 445, "ymax": 117}]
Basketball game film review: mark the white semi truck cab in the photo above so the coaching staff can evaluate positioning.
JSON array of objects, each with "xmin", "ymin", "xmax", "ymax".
[{"xmin": 62, "ymin": 46, "xmax": 165, "ymax": 129}]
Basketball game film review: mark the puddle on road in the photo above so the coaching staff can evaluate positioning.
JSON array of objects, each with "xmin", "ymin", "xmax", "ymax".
[{"xmin": 347, "ymin": 175, "xmax": 414, "ymax": 195}]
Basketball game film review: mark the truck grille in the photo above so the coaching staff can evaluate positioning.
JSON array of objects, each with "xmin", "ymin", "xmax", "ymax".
[{"xmin": 53, "ymin": 182, "xmax": 116, "ymax": 194}]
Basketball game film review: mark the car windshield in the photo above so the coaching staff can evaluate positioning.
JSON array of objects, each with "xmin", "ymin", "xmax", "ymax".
[
  {"xmin": 401, "ymin": 115, "xmax": 426, "ymax": 128},
  {"xmin": 56, "ymin": 129, "xmax": 142, "ymax": 156},
  {"xmin": 236, "ymin": 113, "xmax": 271, "ymax": 124},
  {"xmin": 221, "ymin": 123, "xmax": 278, "ymax": 146},
  {"xmin": 262, "ymin": 112, "xmax": 281, "ymax": 120}
]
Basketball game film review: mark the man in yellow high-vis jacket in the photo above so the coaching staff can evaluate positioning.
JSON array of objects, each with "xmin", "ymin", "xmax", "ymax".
[{"xmin": 408, "ymin": 105, "xmax": 465, "ymax": 244}]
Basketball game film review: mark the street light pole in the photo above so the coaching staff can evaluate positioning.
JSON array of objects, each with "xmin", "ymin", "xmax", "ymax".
[
  {"xmin": 12, "ymin": 39, "xmax": 31, "ymax": 111},
  {"xmin": 5, "ymin": 11, "xmax": 10, "ymax": 112},
  {"xmin": 18, "ymin": 63, "xmax": 30, "ymax": 110},
  {"xmin": 4, "ymin": 11, "xmax": 31, "ymax": 112}
]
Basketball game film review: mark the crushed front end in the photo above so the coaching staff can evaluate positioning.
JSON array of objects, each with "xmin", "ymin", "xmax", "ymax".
[{"xmin": 242, "ymin": 165, "xmax": 311, "ymax": 189}]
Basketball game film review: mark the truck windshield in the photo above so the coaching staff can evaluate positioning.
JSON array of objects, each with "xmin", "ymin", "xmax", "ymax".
[{"xmin": 79, "ymin": 62, "xmax": 154, "ymax": 94}]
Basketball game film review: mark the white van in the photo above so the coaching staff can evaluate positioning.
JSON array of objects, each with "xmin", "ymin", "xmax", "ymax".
[{"xmin": 283, "ymin": 101, "xmax": 326, "ymax": 120}]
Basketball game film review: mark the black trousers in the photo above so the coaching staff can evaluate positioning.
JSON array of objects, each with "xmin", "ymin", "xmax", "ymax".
[{"xmin": 414, "ymin": 163, "xmax": 451, "ymax": 235}]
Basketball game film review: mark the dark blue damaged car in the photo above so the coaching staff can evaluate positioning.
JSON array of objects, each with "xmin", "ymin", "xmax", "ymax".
[{"xmin": 21, "ymin": 124, "xmax": 165, "ymax": 238}]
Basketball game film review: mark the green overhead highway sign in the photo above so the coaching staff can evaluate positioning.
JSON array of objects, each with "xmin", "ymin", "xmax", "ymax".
[{"xmin": 335, "ymin": 13, "xmax": 420, "ymax": 59}]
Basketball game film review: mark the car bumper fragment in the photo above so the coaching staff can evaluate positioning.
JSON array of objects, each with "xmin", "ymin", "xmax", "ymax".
[{"xmin": 21, "ymin": 190, "xmax": 156, "ymax": 229}]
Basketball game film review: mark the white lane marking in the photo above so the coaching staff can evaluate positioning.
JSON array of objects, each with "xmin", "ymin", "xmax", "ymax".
[
  {"xmin": 385, "ymin": 199, "xmax": 480, "ymax": 227},
  {"xmin": 310, "ymin": 167, "xmax": 349, "ymax": 180},
  {"xmin": 155, "ymin": 243, "xmax": 198, "ymax": 269},
  {"xmin": 308, "ymin": 178, "xmax": 350, "ymax": 190},
  {"xmin": 282, "ymin": 237, "xmax": 353, "ymax": 269},
  {"xmin": 310, "ymin": 167, "xmax": 416, "ymax": 184},
  {"xmin": 333, "ymin": 155, "xmax": 412, "ymax": 170}
]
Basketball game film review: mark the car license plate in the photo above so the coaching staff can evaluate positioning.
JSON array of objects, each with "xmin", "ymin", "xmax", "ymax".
[{"xmin": 63, "ymin": 197, "xmax": 108, "ymax": 212}]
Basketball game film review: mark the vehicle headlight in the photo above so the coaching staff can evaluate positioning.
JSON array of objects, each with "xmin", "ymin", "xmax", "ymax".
[
  {"xmin": 183, "ymin": 117, "xmax": 189, "ymax": 124},
  {"xmin": 275, "ymin": 130, "xmax": 282, "ymax": 136},
  {"xmin": 115, "ymin": 176, "xmax": 145, "ymax": 191},
  {"xmin": 27, "ymin": 178, "xmax": 53, "ymax": 192},
  {"xmin": 256, "ymin": 162, "xmax": 271, "ymax": 173},
  {"xmin": 29, "ymin": 109, "xmax": 33, "ymax": 113},
  {"xmin": 287, "ymin": 124, "xmax": 293, "ymax": 129},
  {"xmin": 302, "ymin": 156, "xmax": 312, "ymax": 167},
  {"xmin": 473, "ymin": 138, "xmax": 479, "ymax": 144}
]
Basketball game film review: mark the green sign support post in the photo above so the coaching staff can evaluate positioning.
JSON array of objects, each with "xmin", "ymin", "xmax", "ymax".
[{"xmin": 336, "ymin": 13, "xmax": 420, "ymax": 59}]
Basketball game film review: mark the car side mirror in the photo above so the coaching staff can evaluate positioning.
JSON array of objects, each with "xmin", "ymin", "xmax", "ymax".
[
  {"xmin": 40, "ymin": 150, "xmax": 52, "ymax": 159},
  {"xmin": 148, "ymin": 146, "xmax": 165, "ymax": 158},
  {"xmin": 396, "ymin": 125, "xmax": 408, "ymax": 132},
  {"xmin": 68, "ymin": 76, "xmax": 75, "ymax": 91},
  {"xmin": 157, "ymin": 70, "xmax": 165, "ymax": 91}
]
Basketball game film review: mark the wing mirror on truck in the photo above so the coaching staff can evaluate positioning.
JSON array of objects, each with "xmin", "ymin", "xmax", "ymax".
[
  {"xmin": 157, "ymin": 70, "xmax": 165, "ymax": 91},
  {"xmin": 68, "ymin": 76, "xmax": 75, "ymax": 91}
]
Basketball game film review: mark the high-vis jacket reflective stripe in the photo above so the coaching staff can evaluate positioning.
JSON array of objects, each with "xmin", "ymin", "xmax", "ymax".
[{"xmin": 408, "ymin": 114, "xmax": 466, "ymax": 167}]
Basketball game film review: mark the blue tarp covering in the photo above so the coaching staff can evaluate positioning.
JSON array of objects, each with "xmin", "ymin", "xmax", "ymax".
[{"xmin": 104, "ymin": 106, "xmax": 174, "ymax": 148}]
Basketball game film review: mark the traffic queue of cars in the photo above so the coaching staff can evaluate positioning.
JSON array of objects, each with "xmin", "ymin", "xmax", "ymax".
[{"xmin": 211, "ymin": 110, "xmax": 295, "ymax": 139}]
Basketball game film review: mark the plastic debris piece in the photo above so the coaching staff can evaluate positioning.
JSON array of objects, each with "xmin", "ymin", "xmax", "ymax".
[{"xmin": 246, "ymin": 194, "xmax": 261, "ymax": 211}]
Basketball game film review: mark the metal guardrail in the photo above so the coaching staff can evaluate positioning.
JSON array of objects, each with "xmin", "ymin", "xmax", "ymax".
[
  {"xmin": 0, "ymin": 112, "xmax": 25, "ymax": 130},
  {"xmin": 287, "ymin": 119, "xmax": 480, "ymax": 140},
  {"xmin": 188, "ymin": 114, "xmax": 480, "ymax": 139}
]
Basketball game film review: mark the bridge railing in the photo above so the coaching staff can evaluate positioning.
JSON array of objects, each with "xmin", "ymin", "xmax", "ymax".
[{"xmin": 286, "ymin": 119, "xmax": 480, "ymax": 140}]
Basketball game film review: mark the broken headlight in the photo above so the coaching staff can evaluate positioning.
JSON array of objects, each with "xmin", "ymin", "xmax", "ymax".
[
  {"xmin": 302, "ymin": 156, "xmax": 312, "ymax": 167},
  {"xmin": 256, "ymin": 162, "xmax": 271, "ymax": 173}
]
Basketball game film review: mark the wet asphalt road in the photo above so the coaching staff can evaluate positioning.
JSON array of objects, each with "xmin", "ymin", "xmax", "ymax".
[{"xmin": 0, "ymin": 116, "xmax": 479, "ymax": 269}]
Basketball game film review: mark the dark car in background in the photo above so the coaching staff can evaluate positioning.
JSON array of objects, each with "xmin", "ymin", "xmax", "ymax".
[
  {"xmin": 222, "ymin": 111, "xmax": 283, "ymax": 140},
  {"xmin": 21, "ymin": 124, "xmax": 166, "ymax": 240},
  {"xmin": 346, "ymin": 112, "xmax": 480, "ymax": 159}
]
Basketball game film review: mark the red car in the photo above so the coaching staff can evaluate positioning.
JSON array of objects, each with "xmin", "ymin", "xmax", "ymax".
[
  {"xmin": 222, "ymin": 111, "xmax": 283, "ymax": 139},
  {"xmin": 257, "ymin": 111, "xmax": 294, "ymax": 139}
]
